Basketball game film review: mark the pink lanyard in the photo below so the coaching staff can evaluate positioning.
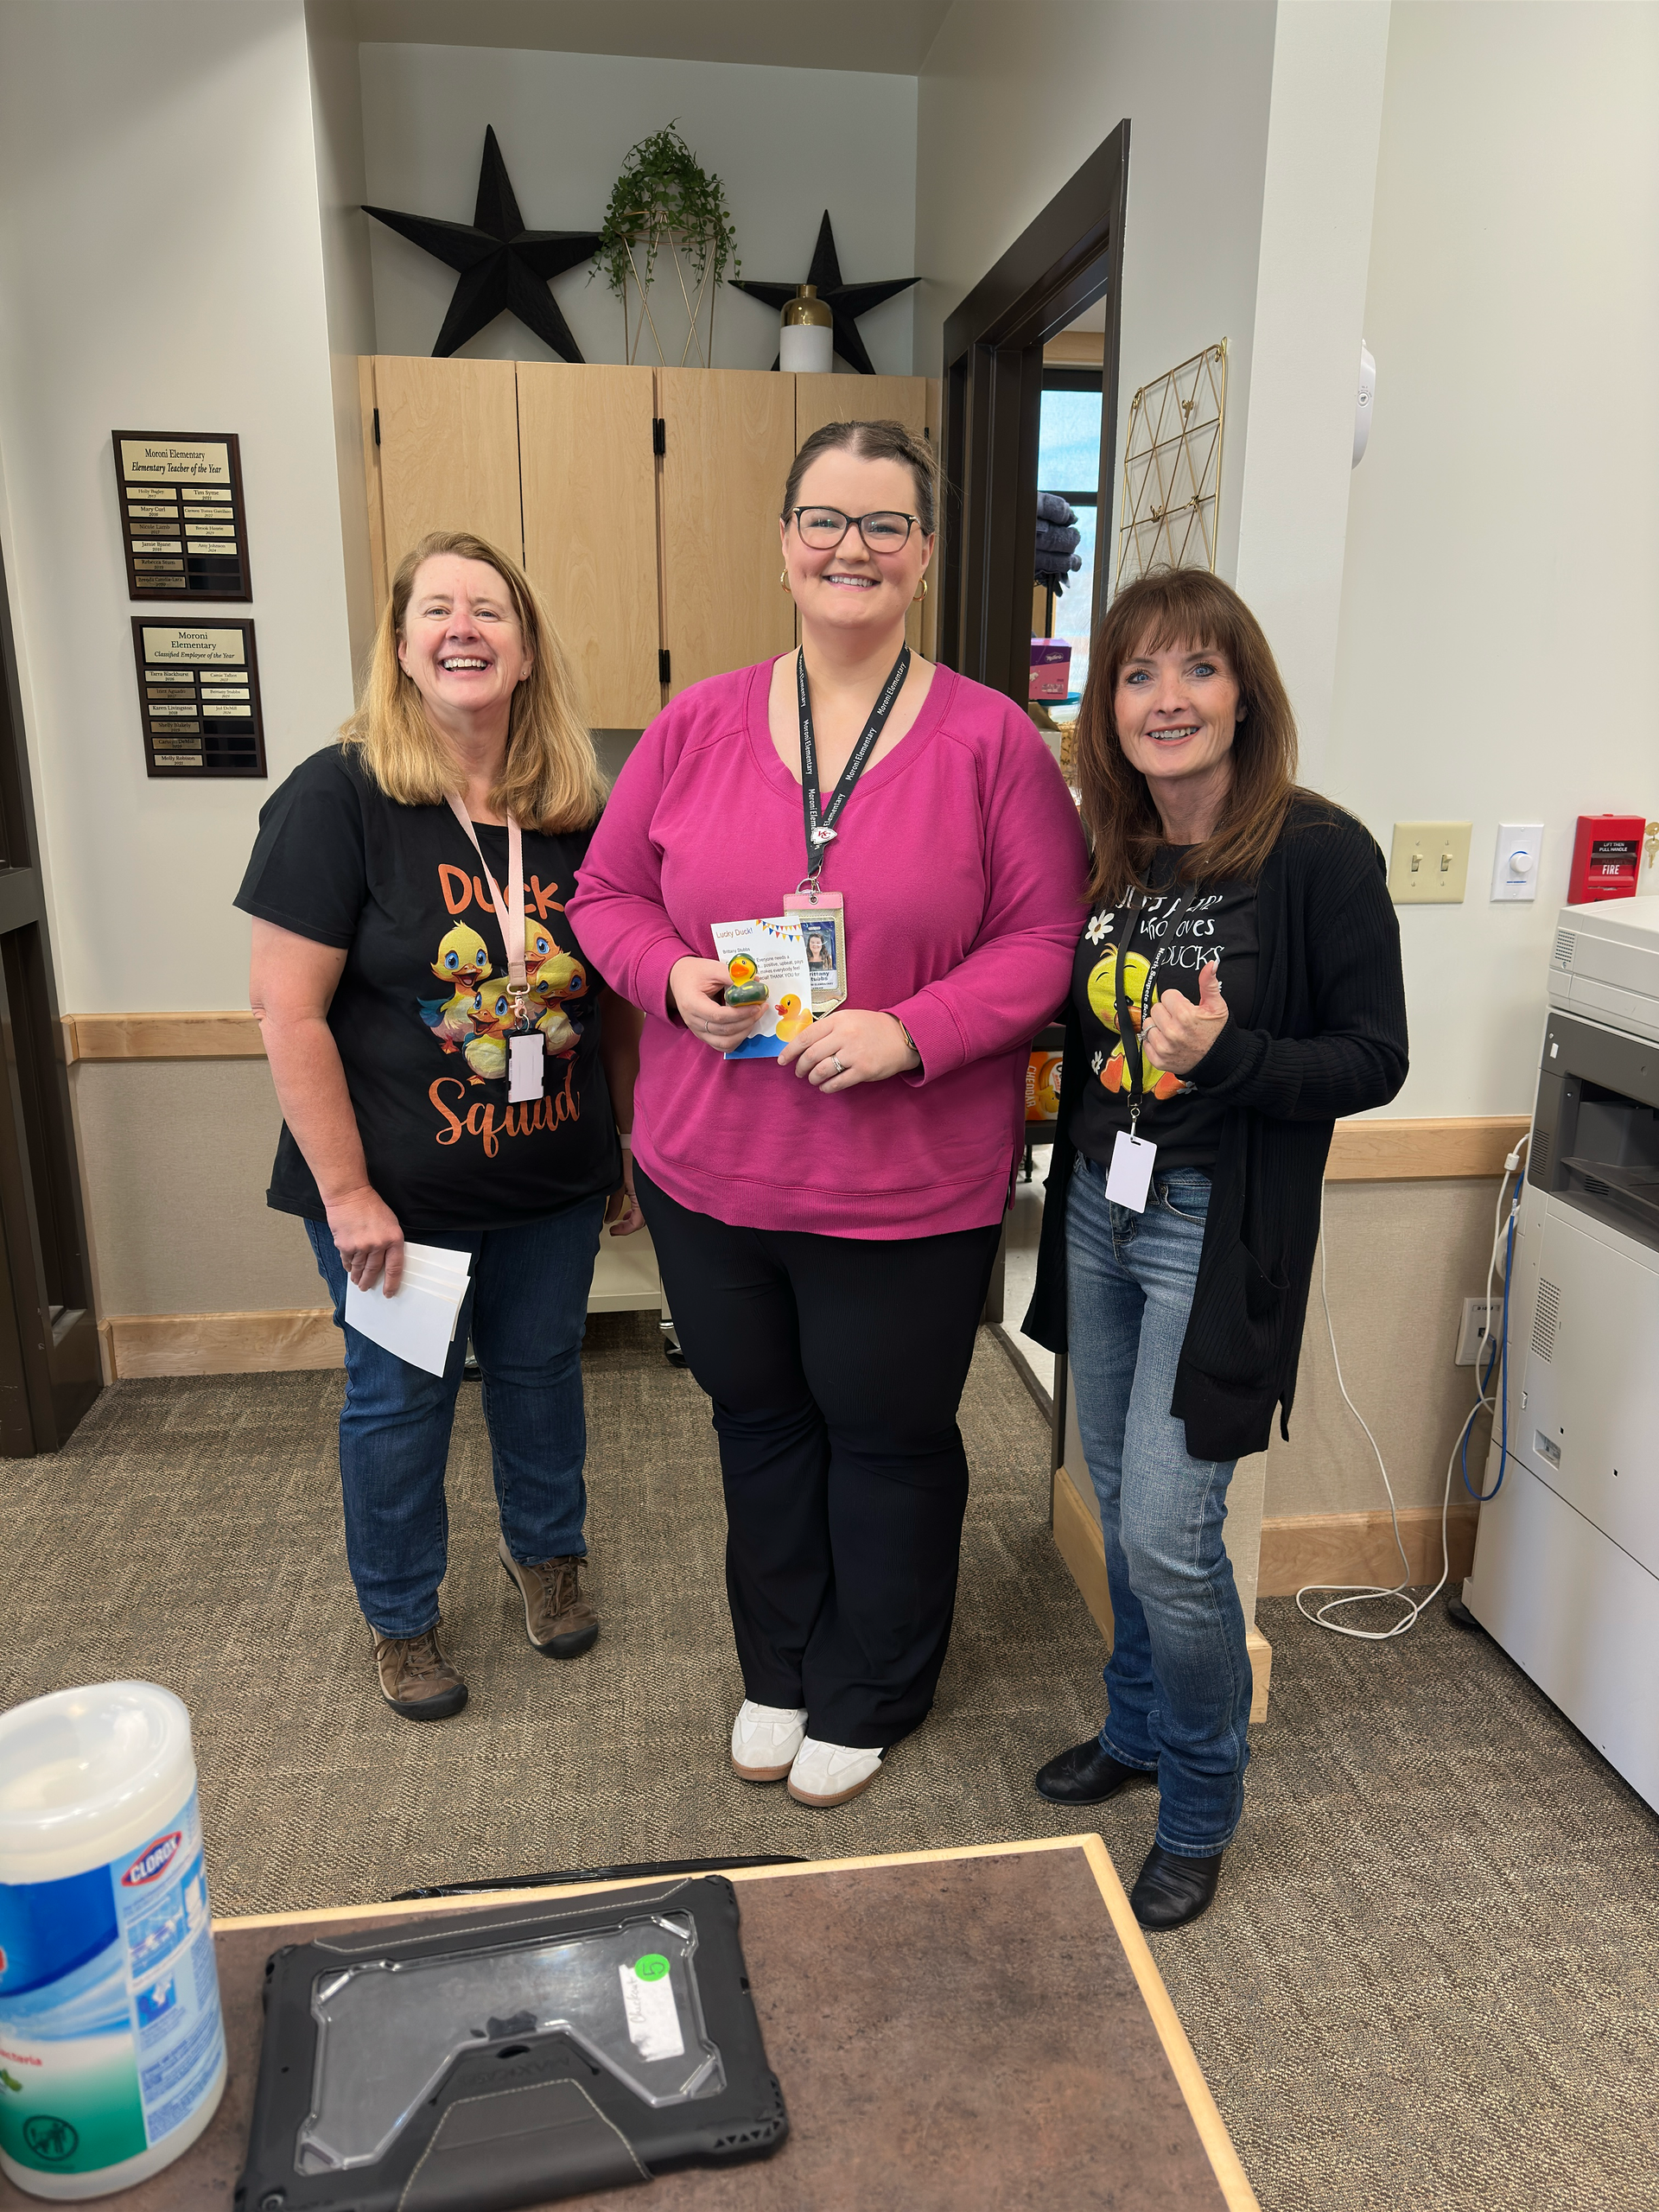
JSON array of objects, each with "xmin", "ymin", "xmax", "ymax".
[{"xmin": 445, "ymin": 794, "xmax": 525, "ymax": 1010}]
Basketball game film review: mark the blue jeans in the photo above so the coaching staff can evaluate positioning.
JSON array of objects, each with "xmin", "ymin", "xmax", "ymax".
[
  {"xmin": 1065, "ymin": 1155, "xmax": 1252, "ymax": 1856},
  {"xmin": 307, "ymin": 1199, "xmax": 606, "ymax": 1639}
]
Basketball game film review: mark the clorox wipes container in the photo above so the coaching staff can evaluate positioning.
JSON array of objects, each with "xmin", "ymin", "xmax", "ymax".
[{"xmin": 0, "ymin": 1683, "xmax": 226, "ymax": 2198}]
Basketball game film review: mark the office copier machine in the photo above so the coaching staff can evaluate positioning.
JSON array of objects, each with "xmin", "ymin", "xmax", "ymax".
[{"xmin": 1464, "ymin": 897, "xmax": 1659, "ymax": 1810}]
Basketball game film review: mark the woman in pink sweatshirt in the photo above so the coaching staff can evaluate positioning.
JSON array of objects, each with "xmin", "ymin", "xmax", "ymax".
[{"xmin": 568, "ymin": 419, "xmax": 1087, "ymax": 1808}]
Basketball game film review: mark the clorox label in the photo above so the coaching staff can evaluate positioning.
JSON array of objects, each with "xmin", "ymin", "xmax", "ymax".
[
  {"xmin": 120, "ymin": 1834, "xmax": 182, "ymax": 1889},
  {"xmin": 0, "ymin": 1792, "xmax": 222, "ymax": 2177}
]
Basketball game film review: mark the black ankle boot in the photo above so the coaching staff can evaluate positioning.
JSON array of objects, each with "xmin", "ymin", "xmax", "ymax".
[
  {"xmin": 1033, "ymin": 1737, "xmax": 1154, "ymax": 1806},
  {"xmin": 1129, "ymin": 1843, "xmax": 1223, "ymax": 1929}
]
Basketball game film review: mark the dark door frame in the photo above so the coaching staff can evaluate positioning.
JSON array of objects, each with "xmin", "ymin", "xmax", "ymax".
[
  {"xmin": 0, "ymin": 537, "xmax": 101, "ymax": 1452},
  {"xmin": 938, "ymin": 120, "xmax": 1129, "ymax": 706}
]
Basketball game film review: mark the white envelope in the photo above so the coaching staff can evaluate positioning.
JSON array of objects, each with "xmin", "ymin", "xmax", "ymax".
[{"xmin": 345, "ymin": 1244, "xmax": 471, "ymax": 1377}]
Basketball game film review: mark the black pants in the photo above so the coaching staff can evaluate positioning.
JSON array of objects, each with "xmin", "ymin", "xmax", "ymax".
[{"xmin": 636, "ymin": 1165, "xmax": 1002, "ymax": 1748}]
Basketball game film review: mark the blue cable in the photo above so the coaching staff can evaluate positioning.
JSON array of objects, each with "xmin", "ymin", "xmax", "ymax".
[{"xmin": 1462, "ymin": 1208, "xmax": 1515, "ymax": 1503}]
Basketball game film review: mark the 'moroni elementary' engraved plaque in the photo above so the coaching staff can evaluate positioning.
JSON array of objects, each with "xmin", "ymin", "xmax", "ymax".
[
  {"xmin": 130, "ymin": 620, "xmax": 265, "ymax": 777},
  {"xmin": 113, "ymin": 431, "xmax": 251, "ymax": 601}
]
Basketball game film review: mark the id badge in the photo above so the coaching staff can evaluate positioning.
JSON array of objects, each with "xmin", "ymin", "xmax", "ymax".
[
  {"xmin": 1105, "ymin": 1128, "xmax": 1156, "ymax": 1211},
  {"xmin": 783, "ymin": 891, "xmax": 845, "ymax": 1014},
  {"xmin": 508, "ymin": 1032, "xmax": 544, "ymax": 1103}
]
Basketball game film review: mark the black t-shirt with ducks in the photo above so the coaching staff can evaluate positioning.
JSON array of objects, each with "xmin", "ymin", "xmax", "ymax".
[{"xmin": 235, "ymin": 745, "xmax": 619, "ymax": 1235}]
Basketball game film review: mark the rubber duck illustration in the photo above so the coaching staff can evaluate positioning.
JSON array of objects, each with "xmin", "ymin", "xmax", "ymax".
[
  {"xmin": 531, "ymin": 951, "xmax": 585, "ymax": 1054},
  {"xmin": 773, "ymin": 992, "xmax": 812, "ymax": 1042},
  {"xmin": 1084, "ymin": 947, "xmax": 1185, "ymax": 1101},
  {"xmin": 420, "ymin": 923, "xmax": 493, "ymax": 1052},
  {"xmin": 463, "ymin": 976, "xmax": 515, "ymax": 1084}
]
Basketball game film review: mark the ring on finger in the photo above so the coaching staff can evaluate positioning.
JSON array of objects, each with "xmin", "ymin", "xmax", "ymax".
[{"xmin": 832, "ymin": 1053, "xmax": 845, "ymax": 1076}]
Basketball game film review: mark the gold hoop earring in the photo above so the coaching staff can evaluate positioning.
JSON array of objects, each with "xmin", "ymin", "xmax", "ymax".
[
  {"xmin": 780, "ymin": 568, "xmax": 791, "ymax": 591},
  {"xmin": 913, "ymin": 577, "xmax": 929, "ymax": 601}
]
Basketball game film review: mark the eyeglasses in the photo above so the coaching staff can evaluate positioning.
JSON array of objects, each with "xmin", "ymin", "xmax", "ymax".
[{"xmin": 789, "ymin": 505, "xmax": 919, "ymax": 552}]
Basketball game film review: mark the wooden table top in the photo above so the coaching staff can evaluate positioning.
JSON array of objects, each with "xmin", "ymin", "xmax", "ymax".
[{"xmin": 0, "ymin": 1838, "xmax": 1255, "ymax": 2212}]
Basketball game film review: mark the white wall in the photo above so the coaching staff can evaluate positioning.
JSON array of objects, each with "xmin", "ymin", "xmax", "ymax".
[
  {"xmin": 1232, "ymin": 0, "xmax": 1389, "ymax": 783},
  {"xmin": 0, "ymin": 0, "xmax": 359, "ymax": 1015},
  {"xmin": 914, "ymin": 0, "xmax": 1279, "ymax": 584},
  {"xmin": 359, "ymin": 44, "xmax": 918, "ymax": 374},
  {"xmin": 1329, "ymin": 1, "xmax": 1659, "ymax": 1115}
]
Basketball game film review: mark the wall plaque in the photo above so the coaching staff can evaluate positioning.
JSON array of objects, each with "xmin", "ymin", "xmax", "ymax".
[
  {"xmin": 130, "ymin": 620, "xmax": 265, "ymax": 778},
  {"xmin": 112, "ymin": 431, "xmax": 251, "ymax": 601}
]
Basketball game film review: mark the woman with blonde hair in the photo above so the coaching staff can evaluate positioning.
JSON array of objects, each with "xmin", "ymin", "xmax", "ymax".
[{"xmin": 238, "ymin": 530, "xmax": 642, "ymax": 1720}]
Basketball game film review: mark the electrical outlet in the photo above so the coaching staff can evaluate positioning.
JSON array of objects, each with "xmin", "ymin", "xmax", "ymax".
[
  {"xmin": 1455, "ymin": 1296, "xmax": 1500, "ymax": 1367},
  {"xmin": 1389, "ymin": 821, "xmax": 1472, "ymax": 904},
  {"xmin": 1491, "ymin": 821, "xmax": 1545, "ymax": 902}
]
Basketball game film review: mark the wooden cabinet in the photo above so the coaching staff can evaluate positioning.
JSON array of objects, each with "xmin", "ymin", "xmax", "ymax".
[
  {"xmin": 359, "ymin": 359, "xmax": 940, "ymax": 724},
  {"xmin": 657, "ymin": 368, "xmax": 798, "ymax": 697},
  {"xmin": 518, "ymin": 364, "xmax": 661, "ymax": 728}
]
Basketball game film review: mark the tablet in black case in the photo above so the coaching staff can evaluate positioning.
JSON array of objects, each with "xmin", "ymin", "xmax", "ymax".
[{"xmin": 236, "ymin": 1876, "xmax": 788, "ymax": 2210}]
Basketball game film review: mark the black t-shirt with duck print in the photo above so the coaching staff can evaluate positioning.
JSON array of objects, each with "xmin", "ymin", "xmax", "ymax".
[
  {"xmin": 236, "ymin": 745, "xmax": 619, "ymax": 1234},
  {"xmin": 1069, "ymin": 846, "xmax": 1258, "ymax": 1176}
]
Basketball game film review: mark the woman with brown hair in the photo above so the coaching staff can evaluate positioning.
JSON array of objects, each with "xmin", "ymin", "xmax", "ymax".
[
  {"xmin": 1024, "ymin": 568, "xmax": 1407, "ymax": 1928},
  {"xmin": 237, "ymin": 531, "xmax": 642, "ymax": 1720}
]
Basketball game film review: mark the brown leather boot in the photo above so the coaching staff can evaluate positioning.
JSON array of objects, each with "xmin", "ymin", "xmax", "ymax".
[
  {"xmin": 498, "ymin": 1537, "xmax": 599, "ymax": 1658},
  {"xmin": 373, "ymin": 1624, "xmax": 467, "ymax": 1720}
]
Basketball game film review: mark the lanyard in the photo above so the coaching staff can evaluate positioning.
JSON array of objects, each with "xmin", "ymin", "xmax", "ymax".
[
  {"xmin": 445, "ymin": 794, "xmax": 526, "ymax": 1007},
  {"xmin": 1110, "ymin": 887, "xmax": 1187, "ymax": 1132},
  {"xmin": 797, "ymin": 643, "xmax": 909, "ymax": 886}
]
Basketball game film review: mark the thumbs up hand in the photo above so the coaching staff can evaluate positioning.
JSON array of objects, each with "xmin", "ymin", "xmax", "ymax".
[{"xmin": 1142, "ymin": 960, "xmax": 1229, "ymax": 1076}]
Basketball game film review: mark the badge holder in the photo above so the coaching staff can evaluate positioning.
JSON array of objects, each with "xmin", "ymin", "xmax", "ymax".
[
  {"xmin": 238, "ymin": 1876, "xmax": 787, "ymax": 2211},
  {"xmin": 1105, "ymin": 893, "xmax": 1157, "ymax": 1212},
  {"xmin": 783, "ymin": 883, "xmax": 846, "ymax": 1015}
]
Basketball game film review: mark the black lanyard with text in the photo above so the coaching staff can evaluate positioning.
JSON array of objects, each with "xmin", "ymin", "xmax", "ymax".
[
  {"xmin": 797, "ymin": 644, "xmax": 909, "ymax": 885},
  {"xmin": 1110, "ymin": 887, "xmax": 1187, "ymax": 1134}
]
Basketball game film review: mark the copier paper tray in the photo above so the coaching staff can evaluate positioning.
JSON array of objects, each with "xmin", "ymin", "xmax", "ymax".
[{"xmin": 238, "ymin": 1876, "xmax": 788, "ymax": 2210}]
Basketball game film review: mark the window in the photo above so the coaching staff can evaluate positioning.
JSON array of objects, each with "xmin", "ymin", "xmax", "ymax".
[{"xmin": 1036, "ymin": 372, "xmax": 1102, "ymax": 697}]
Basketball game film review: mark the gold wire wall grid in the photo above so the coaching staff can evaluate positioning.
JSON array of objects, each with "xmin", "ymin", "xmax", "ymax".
[
  {"xmin": 1115, "ymin": 342, "xmax": 1228, "ymax": 589},
  {"xmin": 621, "ymin": 231, "xmax": 719, "ymax": 367}
]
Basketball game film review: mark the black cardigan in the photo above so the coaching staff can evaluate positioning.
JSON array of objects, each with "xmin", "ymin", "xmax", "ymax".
[{"xmin": 1022, "ymin": 799, "xmax": 1408, "ymax": 1462}]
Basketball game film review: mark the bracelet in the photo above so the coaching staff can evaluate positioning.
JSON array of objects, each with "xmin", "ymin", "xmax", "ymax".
[
  {"xmin": 619, "ymin": 1133, "xmax": 632, "ymax": 1151},
  {"xmin": 895, "ymin": 1019, "xmax": 922, "ymax": 1068}
]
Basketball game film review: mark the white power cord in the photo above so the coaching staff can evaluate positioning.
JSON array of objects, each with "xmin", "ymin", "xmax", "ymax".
[{"xmin": 1296, "ymin": 1133, "xmax": 1529, "ymax": 1641}]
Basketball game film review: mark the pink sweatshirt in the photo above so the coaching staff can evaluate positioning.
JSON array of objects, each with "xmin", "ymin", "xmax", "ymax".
[{"xmin": 567, "ymin": 658, "xmax": 1089, "ymax": 1239}]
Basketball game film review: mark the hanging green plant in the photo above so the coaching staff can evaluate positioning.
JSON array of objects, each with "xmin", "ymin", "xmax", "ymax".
[{"xmin": 595, "ymin": 122, "xmax": 740, "ymax": 300}]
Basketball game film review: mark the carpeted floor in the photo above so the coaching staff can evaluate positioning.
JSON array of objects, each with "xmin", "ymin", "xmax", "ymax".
[{"xmin": 7, "ymin": 1318, "xmax": 1658, "ymax": 2210}]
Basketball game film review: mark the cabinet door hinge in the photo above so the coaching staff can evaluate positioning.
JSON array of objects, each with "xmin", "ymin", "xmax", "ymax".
[
  {"xmin": 372, "ymin": 407, "xmax": 380, "ymax": 447},
  {"xmin": 652, "ymin": 417, "xmax": 666, "ymax": 456},
  {"xmin": 658, "ymin": 649, "xmax": 671, "ymax": 686}
]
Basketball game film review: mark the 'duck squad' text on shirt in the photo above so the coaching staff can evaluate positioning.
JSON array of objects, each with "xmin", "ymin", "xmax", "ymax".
[
  {"xmin": 1069, "ymin": 849, "xmax": 1259, "ymax": 1177},
  {"xmin": 235, "ymin": 746, "xmax": 620, "ymax": 1235}
]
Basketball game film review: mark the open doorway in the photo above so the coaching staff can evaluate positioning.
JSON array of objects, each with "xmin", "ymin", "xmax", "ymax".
[{"xmin": 938, "ymin": 125, "xmax": 1128, "ymax": 1440}]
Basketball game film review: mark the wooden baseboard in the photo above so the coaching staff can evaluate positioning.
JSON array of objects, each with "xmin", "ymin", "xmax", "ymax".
[
  {"xmin": 103, "ymin": 1308, "xmax": 341, "ymax": 1379},
  {"xmin": 1051, "ymin": 1467, "xmax": 1274, "ymax": 1724},
  {"xmin": 1256, "ymin": 1506, "xmax": 1478, "ymax": 1596}
]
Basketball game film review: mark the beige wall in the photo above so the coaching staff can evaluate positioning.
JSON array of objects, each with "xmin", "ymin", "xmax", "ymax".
[
  {"xmin": 1330, "ymin": 2, "xmax": 1659, "ymax": 1113},
  {"xmin": 72, "ymin": 1061, "xmax": 320, "ymax": 1319}
]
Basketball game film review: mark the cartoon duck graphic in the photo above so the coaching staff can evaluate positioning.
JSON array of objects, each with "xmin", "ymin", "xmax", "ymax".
[
  {"xmin": 531, "ymin": 950, "xmax": 588, "ymax": 1054},
  {"xmin": 419, "ymin": 923, "xmax": 493, "ymax": 1053},
  {"xmin": 463, "ymin": 976, "xmax": 515, "ymax": 1084},
  {"xmin": 1085, "ymin": 946, "xmax": 1185, "ymax": 1101},
  {"xmin": 773, "ymin": 992, "xmax": 812, "ymax": 1042}
]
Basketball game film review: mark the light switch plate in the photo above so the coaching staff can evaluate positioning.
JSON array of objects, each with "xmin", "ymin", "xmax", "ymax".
[
  {"xmin": 1389, "ymin": 821, "xmax": 1472, "ymax": 904},
  {"xmin": 1491, "ymin": 820, "xmax": 1545, "ymax": 902}
]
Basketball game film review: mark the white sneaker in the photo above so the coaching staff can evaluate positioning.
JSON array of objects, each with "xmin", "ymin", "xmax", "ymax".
[
  {"xmin": 730, "ymin": 1700, "xmax": 808, "ymax": 1783},
  {"xmin": 786, "ymin": 1735, "xmax": 885, "ymax": 1808}
]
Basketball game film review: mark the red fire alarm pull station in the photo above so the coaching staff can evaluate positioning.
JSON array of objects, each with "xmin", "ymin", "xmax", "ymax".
[{"xmin": 1567, "ymin": 815, "xmax": 1645, "ymax": 904}]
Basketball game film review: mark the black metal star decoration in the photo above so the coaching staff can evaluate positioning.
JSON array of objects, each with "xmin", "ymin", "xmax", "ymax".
[
  {"xmin": 362, "ymin": 127, "xmax": 601, "ymax": 361},
  {"xmin": 731, "ymin": 211, "xmax": 919, "ymax": 376}
]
